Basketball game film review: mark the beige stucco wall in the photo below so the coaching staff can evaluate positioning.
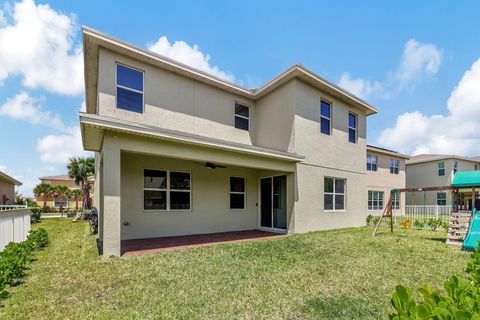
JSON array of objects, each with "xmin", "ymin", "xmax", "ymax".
[
  {"xmin": 254, "ymin": 81, "xmax": 296, "ymax": 152},
  {"xmin": 97, "ymin": 48, "xmax": 255, "ymax": 146},
  {"xmin": 0, "ymin": 178, "xmax": 15, "ymax": 205},
  {"xmin": 293, "ymin": 80, "xmax": 367, "ymax": 171},
  {"xmin": 366, "ymin": 151, "xmax": 406, "ymax": 213},
  {"xmin": 294, "ymin": 163, "xmax": 367, "ymax": 232}
]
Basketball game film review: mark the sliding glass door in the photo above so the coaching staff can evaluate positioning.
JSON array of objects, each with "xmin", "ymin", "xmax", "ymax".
[{"xmin": 260, "ymin": 175, "xmax": 287, "ymax": 230}]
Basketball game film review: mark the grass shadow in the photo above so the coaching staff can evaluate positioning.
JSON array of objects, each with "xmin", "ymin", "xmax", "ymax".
[{"xmin": 301, "ymin": 295, "xmax": 383, "ymax": 319}]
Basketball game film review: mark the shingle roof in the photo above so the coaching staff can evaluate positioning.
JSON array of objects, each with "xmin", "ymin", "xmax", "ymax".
[
  {"xmin": 39, "ymin": 175, "xmax": 73, "ymax": 181},
  {"xmin": 407, "ymin": 154, "xmax": 480, "ymax": 165}
]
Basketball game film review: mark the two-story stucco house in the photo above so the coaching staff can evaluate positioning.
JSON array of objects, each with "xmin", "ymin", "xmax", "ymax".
[
  {"xmin": 366, "ymin": 145, "xmax": 409, "ymax": 215},
  {"xmin": 80, "ymin": 27, "xmax": 378, "ymax": 256},
  {"xmin": 406, "ymin": 154, "xmax": 480, "ymax": 207}
]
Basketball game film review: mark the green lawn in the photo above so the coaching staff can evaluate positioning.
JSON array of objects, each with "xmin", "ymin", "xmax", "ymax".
[{"xmin": 0, "ymin": 219, "xmax": 471, "ymax": 320}]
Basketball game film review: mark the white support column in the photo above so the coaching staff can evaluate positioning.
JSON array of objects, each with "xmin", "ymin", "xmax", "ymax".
[{"xmin": 102, "ymin": 136, "xmax": 121, "ymax": 257}]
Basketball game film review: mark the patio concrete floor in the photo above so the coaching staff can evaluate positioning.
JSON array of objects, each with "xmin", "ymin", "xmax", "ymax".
[{"xmin": 120, "ymin": 229, "xmax": 286, "ymax": 256}]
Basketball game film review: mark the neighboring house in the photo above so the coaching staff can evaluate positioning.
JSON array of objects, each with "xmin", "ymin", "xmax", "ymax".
[
  {"xmin": 0, "ymin": 171, "xmax": 22, "ymax": 205},
  {"xmin": 406, "ymin": 154, "xmax": 480, "ymax": 207},
  {"xmin": 35, "ymin": 175, "xmax": 81, "ymax": 210},
  {"xmin": 80, "ymin": 27, "xmax": 378, "ymax": 256},
  {"xmin": 366, "ymin": 145, "xmax": 409, "ymax": 215}
]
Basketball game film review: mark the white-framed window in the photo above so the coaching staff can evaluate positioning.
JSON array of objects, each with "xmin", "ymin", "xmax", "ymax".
[
  {"xmin": 454, "ymin": 161, "xmax": 458, "ymax": 174},
  {"xmin": 320, "ymin": 99, "xmax": 331, "ymax": 135},
  {"xmin": 390, "ymin": 159, "xmax": 399, "ymax": 174},
  {"xmin": 230, "ymin": 177, "xmax": 246, "ymax": 210},
  {"xmin": 348, "ymin": 112, "xmax": 357, "ymax": 143},
  {"xmin": 116, "ymin": 63, "xmax": 144, "ymax": 113},
  {"xmin": 234, "ymin": 102, "xmax": 250, "ymax": 131},
  {"xmin": 392, "ymin": 192, "xmax": 400, "ymax": 210},
  {"xmin": 437, "ymin": 192, "xmax": 447, "ymax": 206},
  {"xmin": 438, "ymin": 162, "xmax": 445, "ymax": 176},
  {"xmin": 368, "ymin": 191, "xmax": 384, "ymax": 210},
  {"xmin": 367, "ymin": 154, "xmax": 377, "ymax": 171},
  {"xmin": 143, "ymin": 169, "xmax": 191, "ymax": 211},
  {"xmin": 324, "ymin": 177, "xmax": 345, "ymax": 211}
]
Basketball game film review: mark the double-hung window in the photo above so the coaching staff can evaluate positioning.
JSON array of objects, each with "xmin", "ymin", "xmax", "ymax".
[
  {"xmin": 234, "ymin": 102, "xmax": 250, "ymax": 131},
  {"xmin": 437, "ymin": 192, "xmax": 447, "ymax": 206},
  {"xmin": 367, "ymin": 154, "xmax": 377, "ymax": 171},
  {"xmin": 320, "ymin": 100, "xmax": 331, "ymax": 135},
  {"xmin": 54, "ymin": 197, "xmax": 68, "ymax": 208},
  {"xmin": 144, "ymin": 169, "xmax": 191, "ymax": 211},
  {"xmin": 324, "ymin": 177, "xmax": 345, "ymax": 211},
  {"xmin": 390, "ymin": 159, "xmax": 399, "ymax": 174},
  {"xmin": 230, "ymin": 177, "xmax": 246, "ymax": 210},
  {"xmin": 392, "ymin": 192, "xmax": 400, "ymax": 210},
  {"xmin": 438, "ymin": 162, "xmax": 445, "ymax": 176},
  {"xmin": 116, "ymin": 64, "xmax": 144, "ymax": 113},
  {"xmin": 368, "ymin": 191, "xmax": 384, "ymax": 210},
  {"xmin": 348, "ymin": 113, "xmax": 357, "ymax": 143}
]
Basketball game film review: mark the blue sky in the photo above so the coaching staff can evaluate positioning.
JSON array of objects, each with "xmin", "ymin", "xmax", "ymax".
[{"xmin": 1, "ymin": 0, "xmax": 480, "ymax": 195}]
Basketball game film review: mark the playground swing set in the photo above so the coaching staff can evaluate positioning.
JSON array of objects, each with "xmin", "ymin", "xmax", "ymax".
[
  {"xmin": 372, "ymin": 170, "xmax": 480, "ymax": 250},
  {"xmin": 372, "ymin": 185, "xmax": 451, "ymax": 236}
]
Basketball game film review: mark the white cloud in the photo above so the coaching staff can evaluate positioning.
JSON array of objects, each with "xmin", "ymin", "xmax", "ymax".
[
  {"xmin": 148, "ymin": 36, "xmax": 234, "ymax": 82},
  {"xmin": 338, "ymin": 39, "xmax": 443, "ymax": 98},
  {"xmin": 0, "ymin": 91, "xmax": 66, "ymax": 131},
  {"xmin": 378, "ymin": 58, "xmax": 480, "ymax": 156},
  {"xmin": 0, "ymin": 0, "xmax": 83, "ymax": 95},
  {"xmin": 79, "ymin": 100, "xmax": 86, "ymax": 112},
  {"xmin": 0, "ymin": 10, "xmax": 6, "ymax": 26},
  {"xmin": 338, "ymin": 72, "xmax": 383, "ymax": 99},
  {"xmin": 36, "ymin": 126, "xmax": 88, "ymax": 163},
  {"xmin": 391, "ymin": 39, "xmax": 443, "ymax": 88}
]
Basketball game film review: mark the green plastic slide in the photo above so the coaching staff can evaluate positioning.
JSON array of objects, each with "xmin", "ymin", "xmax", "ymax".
[{"xmin": 463, "ymin": 209, "xmax": 480, "ymax": 251}]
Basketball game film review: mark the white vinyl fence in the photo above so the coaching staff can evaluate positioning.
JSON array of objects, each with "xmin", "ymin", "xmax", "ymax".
[
  {"xmin": 369, "ymin": 205, "xmax": 452, "ymax": 230},
  {"xmin": 0, "ymin": 208, "xmax": 31, "ymax": 251}
]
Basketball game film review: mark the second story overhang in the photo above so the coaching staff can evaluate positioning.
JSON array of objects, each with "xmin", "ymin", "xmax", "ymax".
[
  {"xmin": 80, "ymin": 112, "xmax": 305, "ymax": 164},
  {"xmin": 83, "ymin": 26, "xmax": 379, "ymax": 117}
]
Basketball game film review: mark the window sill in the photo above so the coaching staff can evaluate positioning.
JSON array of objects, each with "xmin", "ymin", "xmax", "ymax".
[{"xmin": 324, "ymin": 210, "xmax": 346, "ymax": 213}]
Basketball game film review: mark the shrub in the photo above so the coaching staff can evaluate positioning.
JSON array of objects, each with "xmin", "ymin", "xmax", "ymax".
[
  {"xmin": 427, "ymin": 218, "xmax": 443, "ymax": 231},
  {"xmin": 0, "ymin": 228, "xmax": 49, "ymax": 303},
  {"xmin": 413, "ymin": 220, "xmax": 424, "ymax": 230},
  {"xmin": 372, "ymin": 217, "xmax": 380, "ymax": 226},
  {"xmin": 30, "ymin": 207, "xmax": 42, "ymax": 224},
  {"xmin": 0, "ymin": 242, "xmax": 33, "ymax": 285},
  {"xmin": 366, "ymin": 214, "xmax": 374, "ymax": 226},
  {"xmin": 389, "ymin": 245, "xmax": 480, "ymax": 319},
  {"xmin": 26, "ymin": 228, "xmax": 49, "ymax": 250}
]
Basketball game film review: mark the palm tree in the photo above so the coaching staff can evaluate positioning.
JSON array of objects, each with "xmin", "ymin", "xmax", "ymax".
[
  {"xmin": 33, "ymin": 183, "xmax": 52, "ymax": 213},
  {"xmin": 67, "ymin": 156, "xmax": 95, "ymax": 210},
  {"xmin": 53, "ymin": 185, "xmax": 69, "ymax": 213},
  {"xmin": 70, "ymin": 188, "xmax": 83, "ymax": 211}
]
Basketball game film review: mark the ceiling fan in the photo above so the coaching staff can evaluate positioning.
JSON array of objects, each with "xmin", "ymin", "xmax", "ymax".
[{"xmin": 201, "ymin": 162, "xmax": 227, "ymax": 169}]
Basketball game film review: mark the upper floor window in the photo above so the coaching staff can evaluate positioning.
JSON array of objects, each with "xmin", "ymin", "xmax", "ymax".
[
  {"xmin": 476, "ymin": 164, "xmax": 479, "ymax": 171},
  {"xmin": 116, "ymin": 64, "xmax": 144, "ymax": 113},
  {"xmin": 453, "ymin": 161, "xmax": 458, "ymax": 174},
  {"xmin": 367, "ymin": 154, "xmax": 377, "ymax": 171},
  {"xmin": 324, "ymin": 177, "xmax": 345, "ymax": 211},
  {"xmin": 234, "ymin": 102, "xmax": 250, "ymax": 131},
  {"xmin": 390, "ymin": 159, "xmax": 399, "ymax": 174},
  {"xmin": 438, "ymin": 162, "xmax": 445, "ymax": 176},
  {"xmin": 348, "ymin": 113, "xmax": 357, "ymax": 143},
  {"xmin": 320, "ymin": 100, "xmax": 331, "ymax": 135}
]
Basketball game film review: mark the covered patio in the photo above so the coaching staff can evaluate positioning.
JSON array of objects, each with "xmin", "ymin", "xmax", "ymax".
[{"xmin": 120, "ymin": 229, "xmax": 286, "ymax": 256}]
